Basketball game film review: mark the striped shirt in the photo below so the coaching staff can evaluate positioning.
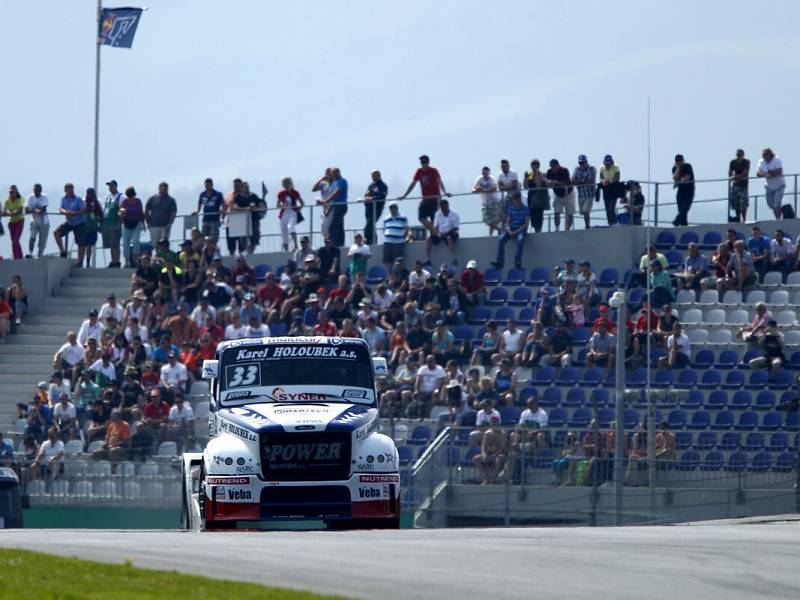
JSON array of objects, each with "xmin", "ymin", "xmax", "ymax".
[
  {"xmin": 506, "ymin": 202, "xmax": 529, "ymax": 230},
  {"xmin": 383, "ymin": 215, "xmax": 408, "ymax": 244}
]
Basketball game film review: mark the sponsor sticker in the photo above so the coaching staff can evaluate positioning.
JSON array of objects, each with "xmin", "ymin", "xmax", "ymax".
[
  {"xmin": 207, "ymin": 476, "xmax": 250, "ymax": 485},
  {"xmin": 357, "ymin": 487, "xmax": 382, "ymax": 499},
  {"xmin": 358, "ymin": 474, "xmax": 399, "ymax": 483},
  {"xmin": 355, "ymin": 419, "xmax": 379, "ymax": 441},
  {"xmin": 343, "ymin": 389, "xmax": 367, "ymax": 399},
  {"xmin": 236, "ymin": 465, "xmax": 255, "ymax": 473},
  {"xmin": 219, "ymin": 419, "xmax": 257, "ymax": 442}
]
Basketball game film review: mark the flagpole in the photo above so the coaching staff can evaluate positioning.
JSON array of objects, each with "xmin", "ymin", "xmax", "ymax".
[{"xmin": 93, "ymin": 0, "xmax": 102, "ymax": 191}]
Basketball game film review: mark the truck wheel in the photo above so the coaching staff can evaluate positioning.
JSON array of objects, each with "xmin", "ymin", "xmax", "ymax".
[
  {"xmin": 199, "ymin": 466, "xmax": 236, "ymax": 531},
  {"xmin": 180, "ymin": 462, "xmax": 192, "ymax": 530}
]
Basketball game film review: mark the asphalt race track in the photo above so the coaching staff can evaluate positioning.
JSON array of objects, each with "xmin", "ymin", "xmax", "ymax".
[{"xmin": 1, "ymin": 521, "xmax": 799, "ymax": 599}]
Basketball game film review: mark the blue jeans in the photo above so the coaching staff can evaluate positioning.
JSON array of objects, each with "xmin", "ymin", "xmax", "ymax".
[
  {"xmin": 495, "ymin": 230, "xmax": 526, "ymax": 268},
  {"xmin": 122, "ymin": 222, "xmax": 143, "ymax": 264}
]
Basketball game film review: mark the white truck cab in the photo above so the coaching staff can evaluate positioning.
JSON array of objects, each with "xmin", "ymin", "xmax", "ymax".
[{"xmin": 181, "ymin": 336, "xmax": 400, "ymax": 529}]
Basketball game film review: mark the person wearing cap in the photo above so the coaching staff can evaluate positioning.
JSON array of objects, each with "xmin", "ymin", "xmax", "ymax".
[
  {"xmin": 491, "ymin": 190, "xmax": 529, "ymax": 270},
  {"xmin": 276, "ymin": 176, "xmax": 305, "ymax": 253},
  {"xmin": 599, "ymin": 154, "xmax": 623, "ymax": 225},
  {"xmin": 4, "ymin": 184, "xmax": 26, "ymax": 260},
  {"xmin": 316, "ymin": 235, "xmax": 341, "ymax": 284},
  {"xmin": 302, "ymin": 293, "xmax": 321, "ymax": 326},
  {"xmin": 474, "ymin": 166, "xmax": 502, "ymax": 235},
  {"xmin": 728, "ymin": 149, "xmax": 751, "ymax": 223},
  {"xmin": 347, "ymin": 232, "xmax": 371, "ymax": 278},
  {"xmin": 145, "ymin": 181, "xmax": 177, "ymax": 246},
  {"xmin": 672, "ymin": 154, "xmax": 695, "ymax": 226},
  {"xmin": 586, "ymin": 320, "xmax": 616, "ymax": 376},
  {"xmin": 398, "ymin": 154, "xmax": 451, "ymax": 235},
  {"xmin": 523, "ymin": 159, "xmax": 550, "ymax": 233},
  {"xmin": 460, "ymin": 260, "xmax": 486, "ymax": 306},
  {"xmin": 101, "ymin": 180, "xmax": 123, "ymax": 267},
  {"xmin": 123, "ymin": 288, "xmax": 149, "ymax": 326},
  {"xmin": 293, "ymin": 235, "xmax": 313, "ymax": 264},
  {"xmin": 356, "ymin": 299, "xmax": 379, "ymax": 329},
  {"xmin": 76, "ymin": 308, "xmax": 105, "ymax": 347},
  {"xmin": 426, "ymin": 198, "xmax": 460, "ymax": 266},
  {"xmin": 161, "ymin": 351, "xmax": 189, "ymax": 395},
  {"xmin": 757, "ymin": 147, "xmax": 786, "ymax": 220},
  {"xmin": 382, "ymin": 202, "xmax": 408, "ymax": 268},
  {"xmin": 25, "ymin": 183, "xmax": 49, "ymax": 259},
  {"xmin": 572, "ymin": 155, "xmax": 597, "ymax": 229},
  {"xmin": 546, "ymin": 159, "xmax": 575, "ymax": 232},
  {"xmin": 363, "ymin": 169, "xmax": 388, "ymax": 245},
  {"xmin": 54, "ymin": 183, "xmax": 88, "ymax": 265},
  {"xmin": 326, "ymin": 167, "xmax": 349, "ymax": 247},
  {"xmin": 239, "ymin": 291, "xmax": 263, "ymax": 323}
]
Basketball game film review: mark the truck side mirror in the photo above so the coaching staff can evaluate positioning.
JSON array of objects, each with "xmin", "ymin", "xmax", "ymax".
[{"xmin": 201, "ymin": 360, "xmax": 219, "ymax": 380}]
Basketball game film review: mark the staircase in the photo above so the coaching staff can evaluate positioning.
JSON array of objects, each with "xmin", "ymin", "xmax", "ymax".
[{"xmin": 0, "ymin": 267, "xmax": 135, "ymax": 431}]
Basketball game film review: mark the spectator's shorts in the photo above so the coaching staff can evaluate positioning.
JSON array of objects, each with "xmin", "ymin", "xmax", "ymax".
[
  {"xmin": 383, "ymin": 242, "xmax": 404, "ymax": 264},
  {"xmin": 731, "ymin": 186, "xmax": 749, "ymax": 211},
  {"xmin": 430, "ymin": 230, "xmax": 459, "ymax": 245},
  {"xmin": 553, "ymin": 190, "xmax": 576, "ymax": 216},
  {"xmin": 101, "ymin": 225, "xmax": 122, "ymax": 248},
  {"xmin": 418, "ymin": 200, "xmax": 439, "ymax": 222},
  {"xmin": 673, "ymin": 352, "xmax": 690, "ymax": 368},
  {"xmin": 591, "ymin": 353, "xmax": 610, "ymax": 367},
  {"xmin": 84, "ymin": 229, "xmax": 99, "ymax": 247},
  {"xmin": 29, "ymin": 221, "xmax": 49, "ymax": 241},
  {"xmin": 577, "ymin": 192, "xmax": 594, "ymax": 214},
  {"xmin": 201, "ymin": 220, "xmax": 220, "ymax": 241},
  {"xmin": 765, "ymin": 184, "xmax": 786, "ymax": 210},
  {"xmin": 55, "ymin": 221, "xmax": 87, "ymax": 246}
]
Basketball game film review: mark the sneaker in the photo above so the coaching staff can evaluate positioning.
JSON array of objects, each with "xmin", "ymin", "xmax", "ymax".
[
  {"xmin": 24, "ymin": 254, "xmax": 32, "ymax": 259},
  {"xmin": 60, "ymin": 252, "xmax": 68, "ymax": 258}
]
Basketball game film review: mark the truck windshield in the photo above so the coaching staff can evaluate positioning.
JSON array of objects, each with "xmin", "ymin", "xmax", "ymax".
[{"xmin": 218, "ymin": 342, "xmax": 374, "ymax": 405}]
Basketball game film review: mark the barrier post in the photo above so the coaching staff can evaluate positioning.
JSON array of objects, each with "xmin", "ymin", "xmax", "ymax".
[
  {"xmin": 653, "ymin": 183, "xmax": 659, "ymax": 228},
  {"xmin": 794, "ymin": 174, "xmax": 798, "ymax": 216}
]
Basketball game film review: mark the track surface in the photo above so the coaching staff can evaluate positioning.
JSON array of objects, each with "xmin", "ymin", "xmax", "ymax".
[{"xmin": 1, "ymin": 523, "xmax": 799, "ymax": 599}]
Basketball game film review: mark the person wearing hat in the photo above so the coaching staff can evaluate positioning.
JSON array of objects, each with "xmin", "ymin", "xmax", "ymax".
[
  {"xmin": 240, "ymin": 291, "xmax": 263, "ymax": 324},
  {"xmin": 356, "ymin": 299, "xmax": 379, "ymax": 329},
  {"xmin": 459, "ymin": 260, "xmax": 486, "ymax": 306},
  {"xmin": 316, "ymin": 235, "xmax": 341, "ymax": 284},
  {"xmin": 572, "ymin": 155, "xmax": 597, "ymax": 229},
  {"xmin": 4, "ymin": 184, "xmax": 26, "ymax": 260},
  {"xmin": 491, "ymin": 190, "xmax": 529, "ymax": 270},
  {"xmin": 672, "ymin": 154, "xmax": 695, "ymax": 226},
  {"xmin": 101, "ymin": 180, "xmax": 123, "ymax": 267},
  {"xmin": 398, "ymin": 154, "xmax": 451, "ymax": 235},
  {"xmin": 599, "ymin": 154, "xmax": 624, "ymax": 225},
  {"xmin": 161, "ymin": 351, "xmax": 188, "ymax": 397},
  {"xmin": 25, "ymin": 183, "xmax": 49, "ymax": 259},
  {"xmin": 546, "ymin": 158, "xmax": 575, "ymax": 232},
  {"xmin": 124, "ymin": 288, "xmax": 148, "ymax": 323},
  {"xmin": 382, "ymin": 202, "xmax": 409, "ymax": 268},
  {"xmin": 363, "ymin": 169, "xmax": 388, "ymax": 245}
]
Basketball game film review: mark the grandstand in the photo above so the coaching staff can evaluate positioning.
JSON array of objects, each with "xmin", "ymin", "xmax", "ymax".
[{"xmin": 1, "ymin": 218, "xmax": 797, "ymax": 526}]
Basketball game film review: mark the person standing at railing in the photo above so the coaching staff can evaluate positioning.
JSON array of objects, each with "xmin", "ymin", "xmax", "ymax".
[
  {"xmin": 546, "ymin": 159, "xmax": 574, "ymax": 232},
  {"xmin": 145, "ymin": 181, "xmax": 177, "ymax": 246},
  {"xmin": 382, "ymin": 203, "xmax": 408, "ymax": 269},
  {"xmin": 572, "ymin": 155, "xmax": 596, "ymax": 229},
  {"xmin": 312, "ymin": 167, "xmax": 334, "ymax": 240},
  {"xmin": 398, "ymin": 154, "xmax": 452, "ymax": 237},
  {"xmin": 757, "ymin": 147, "xmax": 786, "ymax": 220},
  {"xmin": 241, "ymin": 181, "xmax": 265, "ymax": 254},
  {"xmin": 523, "ymin": 159, "xmax": 549, "ymax": 233},
  {"xmin": 671, "ymin": 154, "xmax": 695, "ymax": 227},
  {"xmin": 102, "ymin": 180, "xmax": 123, "ymax": 268},
  {"xmin": 225, "ymin": 180, "xmax": 252, "ymax": 256},
  {"xmin": 497, "ymin": 159, "xmax": 519, "ymax": 212},
  {"xmin": 598, "ymin": 154, "xmax": 623, "ymax": 225},
  {"xmin": 53, "ymin": 183, "xmax": 87, "ymax": 266},
  {"xmin": 363, "ymin": 169, "xmax": 387, "ymax": 245},
  {"xmin": 25, "ymin": 183, "xmax": 49, "ymax": 259},
  {"xmin": 3, "ymin": 185, "xmax": 25, "ymax": 259},
  {"xmin": 195, "ymin": 177, "xmax": 223, "ymax": 244},
  {"xmin": 728, "ymin": 149, "xmax": 750, "ymax": 223},
  {"xmin": 327, "ymin": 167, "xmax": 348, "ymax": 248},
  {"xmin": 474, "ymin": 166, "xmax": 501, "ymax": 235},
  {"xmin": 119, "ymin": 186, "xmax": 144, "ymax": 268}
]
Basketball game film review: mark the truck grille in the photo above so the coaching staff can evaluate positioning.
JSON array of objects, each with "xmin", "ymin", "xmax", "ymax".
[{"xmin": 259, "ymin": 431, "xmax": 351, "ymax": 481}]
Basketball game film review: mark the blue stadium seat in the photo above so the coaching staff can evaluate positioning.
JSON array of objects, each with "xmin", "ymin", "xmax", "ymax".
[
  {"xmin": 739, "ymin": 349, "xmax": 762, "ymax": 368},
  {"xmin": 676, "ymin": 231, "xmax": 700, "ymax": 250},
  {"xmin": 787, "ymin": 351, "xmax": 800, "ymax": 370},
  {"xmin": 575, "ymin": 348, "xmax": 590, "ymax": 367},
  {"xmin": 532, "ymin": 366, "xmax": 555, "ymax": 386},
  {"xmin": 678, "ymin": 450, "xmax": 700, "ymax": 470},
  {"xmin": 398, "ymin": 446, "xmax": 414, "ymax": 466},
  {"xmin": 568, "ymin": 408, "xmax": 592, "ymax": 428},
  {"xmin": 700, "ymin": 230, "xmax": 723, "ymax": 251},
  {"xmin": 603, "ymin": 370, "xmax": 616, "ymax": 387},
  {"xmin": 704, "ymin": 390, "xmax": 728, "ymax": 409},
  {"xmin": 486, "ymin": 288, "xmax": 508, "ymax": 306},
  {"xmin": 749, "ymin": 451, "xmax": 772, "ymax": 472},
  {"xmin": 549, "ymin": 408, "xmax": 567, "ymax": 428},
  {"xmin": 556, "ymin": 368, "xmax": 580, "ymax": 387},
  {"xmin": 484, "ymin": 267, "xmax": 502, "ymax": 286},
  {"xmin": 722, "ymin": 371, "xmax": 745, "ymax": 390},
  {"xmin": 515, "ymin": 306, "xmax": 536, "ymax": 325},
  {"xmin": 774, "ymin": 452, "xmax": 796, "ymax": 472},
  {"xmin": 725, "ymin": 451, "xmax": 748, "ymax": 471},
  {"xmin": 598, "ymin": 268, "xmax": 619, "ymax": 288},
  {"xmin": 652, "ymin": 370, "xmax": 674, "ymax": 388},
  {"xmin": 665, "ymin": 249, "xmax": 684, "ymax": 269},
  {"xmin": 786, "ymin": 412, "xmax": 799, "ymax": 431},
  {"xmin": 494, "ymin": 306, "xmax": 514, "ymax": 321},
  {"xmin": 580, "ymin": 367, "xmax": 603, "ymax": 386},
  {"xmin": 770, "ymin": 370, "xmax": 793, "ymax": 390},
  {"xmin": 682, "ymin": 390, "xmax": 704, "ymax": 409},
  {"xmin": 503, "ymin": 267, "xmax": 526, "ymax": 286},
  {"xmin": 535, "ymin": 448, "xmax": 558, "ymax": 469},
  {"xmin": 711, "ymin": 411, "xmax": 734, "ymax": 430},
  {"xmin": 400, "ymin": 469, "xmax": 412, "ymax": 487},
  {"xmin": 655, "ymin": 231, "xmax": 676, "ymax": 250},
  {"xmin": 753, "ymin": 391, "xmax": 776, "ymax": 411},
  {"xmin": 517, "ymin": 387, "xmax": 538, "ymax": 404},
  {"xmin": 730, "ymin": 391, "xmax": 752, "ymax": 410},
  {"xmin": 760, "ymin": 411, "xmax": 783, "ymax": 431},
  {"xmin": 719, "ymin": 432, "xmax": 741, "ymax": 451},
  {"xmin": 626, "ymin": 368, "xmax": 647, "ymax": 388},
  {"xmin": 715, "ymin": 349, "xmax": 738, "ymax": 369},
  {"xmin": 695, "ymin": 431, "xmax": 717, "ymax": 450},
  {"xmin": 407, "ymin": 425, "xmax": 432, "ymax": 445},
  {"xmin": 500, "ymin": 406, "xmax": 521, "ymax": 425},
  {"xmin": 668, "ymin": 409, "xmax": 687, "ymax": 430},
  {"xmin": 591, "ymin": 389, "xmax": 609, "ymax": 407},
  {"xmin": 698, "ymin": 370, "xmax": 722, "ymax": 389},
  {"xmin": 254, "ymin": 264, "xmax": 272, "ymax": 281},
  {"xmin": 675, "ymin": 431, "xmax": 693, "ymax": 450},
  {"xmin": 270, "ymin": 322, "xmax": 288, "ymax": 337},
  {"xmin": 688, "ymin": 410, "xmax": 710, "ymax": 430},
  {"xmin": 623, "ymin": 409, "xmax": 640, "ymax": 429},
  {"xmin": 649, "ymin": 347, "xmax": 667, "ymax": 368},
  {"xmin": 692, "ymin": 349, "xmax": 714, "ymax": 369},
  {"xmin": 461, "ymin": 447, "xmax": 480, "ymax": 466},
  {"xmin": 597, "ymin": 408, "xmax": 615, "ymax": 427},
  {"xmin": 508, "ymin": 287, "xmax": 532, "ymax": 306},
  {"xmin": 366, "ymin": 265, "xmax": 388, "ymax": 284},
  {"xmin": 768, "ymin": 432, "xmax": 789, "ymax": 452},
  {"xmin": 445, "ymin": 446, "xmax": 462, "ymax": 466},
  {"xmin": 468, "ymin": 306, "xmax": 491, "ymax": 325},
  {"xmin": 553, "ymin": 431, "xmax": 568, "ymax": 448},
  {"xmin": 701, "ymin": 451, "xmax": 724, "ymax": 470},
  {"xmin": 572, "ymin": 327, "xmax": 591, "ymax": 346},
  {"xmin": 734, "ymin": 411, "xmax": 758, "ymax": 431},
  {"xmin": 628, "ymin": 288, "xmax": 646, "ymax": 310},
  {"xmin": 564, "ymin": 388, "xmax": 585, "ymax": 407},
  {"xmin": 453, "ymin": 325, "xmax": 475, "ymax": 342},
  {"xmin": 540, "ymin": 387, "xmax": 560, "ymax": 407},
  {"xmin": 746, "ymin": 370, "xmax": 769, "ymax": 390},
  {"xmin": 745, "ymin": 432, "xmax": 765, "ymax": 451},
  {"xmin": 526, "ymin": 267, "xmax": 549, "ymax": 286},
  {"xmin": 676, "ymin": 369, "xmax": 698, "ymax": 389}
]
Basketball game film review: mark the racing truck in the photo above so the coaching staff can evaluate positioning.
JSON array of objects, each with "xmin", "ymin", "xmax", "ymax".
[{"xmin": 181, "ymin": 336, "xmax": 400, "ymax": 530}]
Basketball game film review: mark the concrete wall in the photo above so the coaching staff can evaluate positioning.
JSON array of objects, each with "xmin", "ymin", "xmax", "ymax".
[{"xmin": 0, "ymin": 257, "xmax": 72, "ymax": 311}]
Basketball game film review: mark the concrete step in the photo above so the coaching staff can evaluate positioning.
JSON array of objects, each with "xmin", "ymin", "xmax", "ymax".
[
  {"xmin": 0, "ymin": 363, "xmax": 57, "ymax": 376},
  {"xmin": 60, "ymin": 279, "xmax": 132, "ymax": 291},
  {"xmin": 24, "ymin": 316, "xmax": 87, "ymax": 327},
  {"xmin": 53, "ymin": 286, "xmax": 131, "ymax": 299},
  {"xmin": 7, "ymin": 334, "xmax": 65, "ymax": 346},
  {"xmin": 0, "ymin": 352, "xmax": 55, "ymax": 365},
  {"xmin": 68, "ymin": 268, "xmax": 135, "ymax": 279}
]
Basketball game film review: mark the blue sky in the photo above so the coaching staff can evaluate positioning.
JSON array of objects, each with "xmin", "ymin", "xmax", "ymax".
[{"xmin": 2, "ymin": 0, "xmax": 800, "ymax": 258}]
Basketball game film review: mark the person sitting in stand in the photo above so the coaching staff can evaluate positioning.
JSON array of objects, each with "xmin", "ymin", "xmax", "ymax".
[
  {"xmin": 770, "ymin": 229, "xmax": 796, "ymax": 281},
  {"xmin": 718, "ymin": 239, "xmax": 757, "ymax": 294},
  {"xmin": 586, "ymin": 321, "xmax": 616, "ymax": 376},
  {"xmin": 747, "ymin": 225, "xmax": 771, "ymax": 281},
  {"xmin": 658, "ymin": 322, "xmax": 691, "ymax": 369},
  {"xmin": 748, "ymin": 320, "xmax": 785, "ymax": 374},
  {"xmin": 677, "ymin": 243, "xmax": 709, "ymax": 291}
]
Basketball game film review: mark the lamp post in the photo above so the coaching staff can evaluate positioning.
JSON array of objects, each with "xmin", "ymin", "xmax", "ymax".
[{"xmin": 609, "ymin": 290, "xmax": 626, "ymax": 525}]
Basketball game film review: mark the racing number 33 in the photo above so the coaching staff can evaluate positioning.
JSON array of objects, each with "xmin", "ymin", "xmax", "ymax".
[{"xmin": 228, "ymin": 365, "xmax": 259, "ymax": 387}]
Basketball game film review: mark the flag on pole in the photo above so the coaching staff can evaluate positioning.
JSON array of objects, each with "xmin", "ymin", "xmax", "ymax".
[{"xmin": 99, "ymin": 7, "xmax": 143, "ymax": 48}]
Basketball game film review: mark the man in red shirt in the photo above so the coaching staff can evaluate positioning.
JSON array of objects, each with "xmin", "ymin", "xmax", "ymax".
[
  {"xmin": 460, "ymin": 260, "xmax": 486, "ymax": 305},
  {"xmin": 198, "ymin": 314, "xmax": 224, "ymax": 344},
  {"xmin": 143, "ymin": 388, "xmax": 169, "ymax": 438},
  {"xmin": 398, "ymin": 155, "xmax": 451, "ymax": 233},
  {"xmin": 0, "ymin": 297, "xmax": 12, "ymax": 343},
  {"xmin": 256, "ymin": 271, "xmax": 284, "ymax": 310},
  {"xmin": 313, "ymin": 311, "xmax": 338, "ymax": 336},
  {"xmin": 328, "ymin": 274, "xmax": 350, "ymax": 304},
  {"xmin": 231, "ymin": 255, "xmax": 255, "ymax": 287}
]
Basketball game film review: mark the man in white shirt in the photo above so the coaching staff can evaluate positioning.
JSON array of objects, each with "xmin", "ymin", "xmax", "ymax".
[
  {"xmin": 25, "ymin": 183, "xmax": 49, "ymax": 259},
  {"xmin": 77, "ymin": 309, "xmax": 105, "ymax": 347},
  {"xmin": 52, "ymin": 395, "xmax": 79, "ymax": 439},
  {"xmin": 770, "ymin": 229, "xmax": 796, "ymax": 280},
  {"xmin": 224, "ymin": 312, "xmax": 248, "ymax": 340},
  {"xmin": 495, "ymin": 319, "xmax": 524, "ymax": 365},
  {"xmin": 426, "ymin": 199, "xmax": 460, "ymax": 267},
  {"xmin": 497, "ymin": 159, "xmax": 520, "ymax": 197},
  {"xmin": 53, "ymin": 331, "xmax": 86, "ymax": 381},
  {"xmin": 30, "ymin": 427, "xmax": 65, "ymax": 480},
  {"xmin": 659, "ymin": 322, "xmax": 691, "ymax": 369},
  {"xmin": 190, "ymin": 292, "xmax": 215, "ymax": 328},
  {"xmin": 519, "ymin": 395, "xmax": 548, "ymax": 428},
  {"xmin": 167, "ymin": 393, "xmax": 196, "ymax": 451},
  {"xmin": 408, "ymin": 261, "xmax": 431, "ymax": 288},
  {"xmin": 98, "ymin": 293, "xmax": 124, "ymax": 323},
  {"xmin": 414, "ymin": 354, "xmax": 446, "ymax": 416},
  {"xmin": 124, "ymin": 316, "xmax": 150, "ymax": 344},
  {"xmin": 757, "ymin": 147, "xmax": 786, "ymax": 219},
  {"xmin": 89, "ymin": 354, "xmax": 117, "ymax": 385},
  {"xmin": 244, "ymin": 314, "xmax": 270, "ymax": 338},
  {"xmin": 161, "ymin": 352, "xmax": 189, "ymax": 393}
]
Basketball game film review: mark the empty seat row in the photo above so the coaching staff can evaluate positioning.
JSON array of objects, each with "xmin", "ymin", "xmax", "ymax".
[
  {"xmin": 680, "ymin": 308, "xmax": 798, "ymax": 327},
  {"xmin": 674, "ymin": 431, "xmax": 798, "ymax": 452},
  {"xmin": 676, "ymin": 288, "xmax": 800, "ymax": 307}
]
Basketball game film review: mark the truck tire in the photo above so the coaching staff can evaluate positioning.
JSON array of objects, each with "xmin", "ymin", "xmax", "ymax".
[
  {"xmin": 180, "ymin": 462, "xmax": 191, "ymax": 530},
  {"xmin": 199, "ymin": 465, "xmax": 236, "ymax": 531}
]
